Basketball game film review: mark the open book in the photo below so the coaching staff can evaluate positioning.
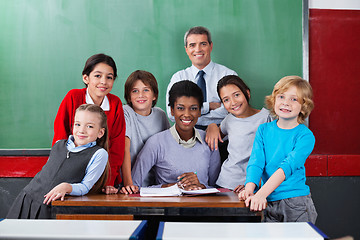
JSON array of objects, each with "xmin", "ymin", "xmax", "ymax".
[{"xmin": 140, "ymin": 184, "xmax": 220, "ymax": 197}]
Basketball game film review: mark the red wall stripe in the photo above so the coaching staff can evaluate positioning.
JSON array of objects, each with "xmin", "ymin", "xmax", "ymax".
[
  {"xmin": 0, "ymin": 155, "xmax": 358, "ymax": 177},
  {"xmin": 305, "ymin": 155, "xmax": 328, "ymax": 177},
  {"xmin": 328, "ymin": 155, "xmax": 360, "ymax": 176},
  {"xmin": 0, "ymin": 156, "xmax": 48, "ymax": 177}
]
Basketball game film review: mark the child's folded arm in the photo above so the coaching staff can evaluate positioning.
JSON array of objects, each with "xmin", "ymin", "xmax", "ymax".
[{"xmin": 279, "ymin": 131, "xmax": 315, "ymax": 179}]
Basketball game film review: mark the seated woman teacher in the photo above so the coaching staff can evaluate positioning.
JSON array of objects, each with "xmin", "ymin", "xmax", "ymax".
[{"xmin": 132, "ymin": 80, "xmax": 221, "ymax": 190}]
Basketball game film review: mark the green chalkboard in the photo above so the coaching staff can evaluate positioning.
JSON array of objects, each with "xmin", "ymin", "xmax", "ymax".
[{"xmin": 0, "ymin": 0, "xmax": 303, "ymax": 148}]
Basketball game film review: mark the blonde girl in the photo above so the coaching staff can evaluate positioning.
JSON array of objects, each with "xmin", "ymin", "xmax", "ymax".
[{"xmin": 7, "ymin": 104, "xmax": 109, "ymax": 219}]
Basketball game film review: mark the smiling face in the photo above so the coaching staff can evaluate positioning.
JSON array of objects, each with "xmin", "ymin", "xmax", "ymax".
[
  {"xmin": 73, "ymin": 110, "xmax": 105, "ymax": 147},
  {"xmin": 130, "ymin": 80, "xmax": 156, "ymax": 116},
  {"xmin": 83, "ymin": 62, "xmax": 115, "ymax": 106},
  {"xmin": 171, "ymin": 96, "xmax": 201, "ymax": 141},
  {"xmin": 219, "ymin": 84, "xmax": 251, "ymax": 118},
  {"xmin": 185, "ymin": 34, "xmax": 213, "ymax": 69},
  {"xmin": 274, "ymin": 86, "xmax": 302, "ymax": 126}
]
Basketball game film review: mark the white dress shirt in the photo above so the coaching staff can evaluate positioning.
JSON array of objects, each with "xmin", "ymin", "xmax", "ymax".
[{"xmin": 166, "ymin": 61, "xmax": 237, "ymax": 126}]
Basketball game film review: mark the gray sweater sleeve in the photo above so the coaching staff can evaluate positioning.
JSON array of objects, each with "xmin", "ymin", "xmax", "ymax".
[{"xmin": 207, "ymin": 148, "xmax": 221, "ymax": 187}]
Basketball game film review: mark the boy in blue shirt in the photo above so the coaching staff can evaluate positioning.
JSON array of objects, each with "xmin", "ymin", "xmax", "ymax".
[{"xmin": 239, "ymin": 76, "xmax": 317, "ymax": 224}]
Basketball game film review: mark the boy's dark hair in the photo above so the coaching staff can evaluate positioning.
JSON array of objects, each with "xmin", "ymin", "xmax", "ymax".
[
  {"xmin": 217, "ymin": 75, "xmax": 251, "ymax": 103},
  {"xmin": 168, "ymin": 80, "xmax": 203, "ymax": 109},
  {"xmin": 124, "ymin": 70, "xmax": 159, "ymax": 108},
  {"xmin": 82, "ymin": 53, "xmax": 117, "ymax": 79}
]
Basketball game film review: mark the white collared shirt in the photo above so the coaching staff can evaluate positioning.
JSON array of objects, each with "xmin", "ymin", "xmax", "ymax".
[
  {"xmin": 166, "ymin": 61, "xmax": 237, "ymax": 126},
  {"xmin": 169, "ymin": 125, "xmax": 203, "ymax": 148},
  {"xmin": 85, "ymin": 88, "xmax": 110, "ymax": 111}
]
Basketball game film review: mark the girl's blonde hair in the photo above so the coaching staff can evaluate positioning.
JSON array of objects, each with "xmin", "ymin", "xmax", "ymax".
[
  {"xmin": 75, "ymin": 104, "xmax": 110, "ymax": 193},
  {"xmin": 265, "ymin": 76, "xmax": 314, "ymax": 124}
]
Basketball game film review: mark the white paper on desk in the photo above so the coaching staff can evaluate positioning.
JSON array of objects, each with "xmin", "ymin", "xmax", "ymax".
[
  {"xmin": 140, "ymin": 184, "xmax": 182, "ymax": 196},
  {"xmin": 181, "ymin": 188, "xmax": 220, "ymax": 195},
  {"xmin": 140, "ymin": 184, "xmax": 219, "ymax": 197}
]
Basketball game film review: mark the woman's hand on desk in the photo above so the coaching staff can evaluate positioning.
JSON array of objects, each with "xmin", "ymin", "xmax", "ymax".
[
  {"xmin": 177, "ymin": 172, "xmax": 205, "ymax": 190},
  {"xmin": 120, "ymin": 185, "xmax": 139, "ymax": 194}
]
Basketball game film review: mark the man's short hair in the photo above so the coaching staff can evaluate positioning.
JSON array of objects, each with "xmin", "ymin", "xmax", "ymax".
[{"xmin": 184, "ymin": 26, "xmax": 212, "ymax": 47}]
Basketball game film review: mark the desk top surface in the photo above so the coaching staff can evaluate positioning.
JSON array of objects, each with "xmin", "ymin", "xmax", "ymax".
[
  {"xmin": 0, "ymin": 219, "xmax": 144, "ymax": 240},
  {"xmin": 52, "ymin": 191, "xmax": 245, "ymax": 208},
  {"xmin": 159, "ymin": 222, "xmax": 326, "ymax": 240}
]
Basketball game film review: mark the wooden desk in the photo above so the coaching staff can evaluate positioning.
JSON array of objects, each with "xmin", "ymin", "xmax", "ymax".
[
  {"xmin": 52, "ymin": 191, "xmax": 261, "ymax": 222},
  {"xmin": 0, "ymin": 219, "xmax": 147, "ymax": 240},
  {"xmin": 156, "ymin": 222, "xmax": 328, "ymax": 240}
]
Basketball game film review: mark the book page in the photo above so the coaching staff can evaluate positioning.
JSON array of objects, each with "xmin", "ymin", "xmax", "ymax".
[
  {"xmin": 181, "ymin": 188, "xmax": 220, "ymax": 195},
  {"xmin": 140, "ymin": 184, "xmax": 182, "ymax": 197},
  {"xmin": 140, "ymin": 185, "xmax": 220, "ymax": 197}
]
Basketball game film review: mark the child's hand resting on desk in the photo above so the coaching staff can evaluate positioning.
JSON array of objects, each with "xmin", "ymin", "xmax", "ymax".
[
  {"xmin": 244, "ymin": 194, "xmax": 267, "ymax": 212},
  {"xmin": 177, "ymin": 172, "xmax": 205, "ymax": 190},
  {"xmin": 238, "ymin": 183, "xmax": 266, "ymax": 211},
  {"xmin": 205, "ymin": 123, "xmax": 223, "ymax": 151},
  {"xmin": 43, "ymin": 182, "xmax": 72, "ymax": 205},
  {"xmin": 102, "ymin": 186, "xmax": 119, "ymax": 195},
  {"xmin": 120, "ymin": 185, "xmax": 139, "ymax": 194},
  {"xmin": 238, "ymin": 183, "xmax": 255, "ymax": 201}
]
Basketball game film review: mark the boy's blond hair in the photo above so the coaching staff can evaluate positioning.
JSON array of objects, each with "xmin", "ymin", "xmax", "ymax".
[{"xmin": 265, "ymin": 76, "xmax": 314, "ymax": 124}]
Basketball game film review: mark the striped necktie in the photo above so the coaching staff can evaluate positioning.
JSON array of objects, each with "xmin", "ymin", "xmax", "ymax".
[{"xmin": 197, "ymin": 70, "xmax": 206, "ymax": 102}]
